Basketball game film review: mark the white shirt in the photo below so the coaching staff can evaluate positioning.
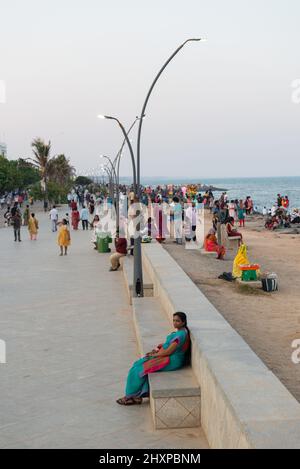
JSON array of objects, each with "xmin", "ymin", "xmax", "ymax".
[
  {"xmin": 49, "ymin": 208, "xmax": 58, "ymax": 220},
  {"xmin": 185, "ymin": 206, "xmax": 197, "ymax": 226}
]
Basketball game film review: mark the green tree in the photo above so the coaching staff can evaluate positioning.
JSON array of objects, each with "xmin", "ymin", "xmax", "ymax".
[
  {"xmin": 74, "ymin": 175, "xmax": 93, "ymax": 186},
  {"xmin": 31, "ymin": 138, "xmax": 52, "ymax": 196},
  {"xmin": 48, "ymin": 154, "xmax": 75, "ymax": 186},
  {"xmin": 0, "ymin": 156, "xmax": 39, "ymax": 193}
]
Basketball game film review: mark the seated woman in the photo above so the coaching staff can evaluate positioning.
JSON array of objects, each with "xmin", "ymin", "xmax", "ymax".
[
  {"xmin": 291, "ymin": 209, "xmax": 300, "ymax": 224},
  {"xmin": 226, "ymin": 217, "xmax": 243, "ymax": 243},
  {"xmin": 116, "ymin": 312, "xmax": 190, "ymax": 405},
  {"xmin": 109, "ymin": 236, "xmax": 128, "ymax": 271},
  {"xmin": 204, "ymin": 228, "xmax": 226, "ymax": 260},
  {"xmin": 265, "ymin": 215, "xmax": 279, "ymax": 230}
]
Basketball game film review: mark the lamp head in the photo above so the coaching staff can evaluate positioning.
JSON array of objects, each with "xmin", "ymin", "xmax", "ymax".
[
  {"xmin": 97, "ymin": 114, "xmax": 114, "ymax": 120},
  {"xmin": 188, "ymin": 37, "xmax": 207, "ymax": 42}
]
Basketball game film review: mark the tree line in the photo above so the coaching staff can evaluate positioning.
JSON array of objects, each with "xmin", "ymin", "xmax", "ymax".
[{"xmin": 0, "ymin": 138, "xmax": 76, "ymax": 204}]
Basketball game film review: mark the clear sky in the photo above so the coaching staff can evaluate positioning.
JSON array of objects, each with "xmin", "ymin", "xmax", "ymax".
[{"xmin": 1, "ymin": 0, "xmax": 300, "ymax": 178}]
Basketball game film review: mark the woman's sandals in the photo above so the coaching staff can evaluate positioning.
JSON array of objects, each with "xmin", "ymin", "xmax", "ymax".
[{"xmin": 116, "ymin": 397, "xmax": 142, "ymax": 406}]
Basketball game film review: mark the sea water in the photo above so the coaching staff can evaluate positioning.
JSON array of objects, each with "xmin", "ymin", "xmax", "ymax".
[{"xmin": 119, "ymin": 176, "xmax": 300, "ymax": 212}]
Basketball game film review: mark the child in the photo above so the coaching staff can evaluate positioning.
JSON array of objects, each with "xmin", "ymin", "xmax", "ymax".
[
  {"xmin": 237, "ymin": 202, "xmax": 246, "ymax": 228},
  {"xmin": 65, "ymin": 213, "xmax": 70, "ymax": 225},
  {"xmin": 57, "ymin": 219, "xmax": 71, "ymax": 256}
]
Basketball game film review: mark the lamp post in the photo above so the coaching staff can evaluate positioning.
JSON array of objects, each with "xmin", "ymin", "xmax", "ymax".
[
  {"xmin": 97, "ymin": 37, "xmax": 205, "ymax": 296},
  {"xmin": 113, "ymin": 116, "xmax": 141, "ymax": 188},
  {"xmin": 103, "ymin": 165, "xmax": 114, "ymax": 201},
  {"xmin": 111, "ymin": 117, "xmax": 142, "ymax": 234},
  {"xmin": 133, "ymin": 38, "xmax": 205, "ymax": 296},
  {"xmin": 100, "ymin": 155, "xmax": 120, "ymax": 233},
  {"xmin": 136, "ymin": 38, "xmax": 205, "ymax": 189},
  {"xmin": 98, "ymin": 115, "xmax": 137, "ymax": 190},
  {"xmin": 97, "ymin": 115, "xmax": 144, "ymax": 297}
]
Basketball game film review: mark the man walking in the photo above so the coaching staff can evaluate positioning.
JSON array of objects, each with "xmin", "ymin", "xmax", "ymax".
[
  {"xmin": 49, "ymin": 205, "xmax": 59, "ymax": 232},
  {"xmin": 11, "ymin": 209, "xmax": 22, "ymax": 242},
  {"xmin": 80, "ymin": 205, "xmax": 89, "ymax": 230}
]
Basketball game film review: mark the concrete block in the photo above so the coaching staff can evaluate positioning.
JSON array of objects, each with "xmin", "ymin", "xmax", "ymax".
[
  {"xmin": 141, "ymin": 241, "xmax": 300, "ymax": 448},
  {"xmin": 200, "ymin": 249, "xmax": 216, "ymax": 257}
]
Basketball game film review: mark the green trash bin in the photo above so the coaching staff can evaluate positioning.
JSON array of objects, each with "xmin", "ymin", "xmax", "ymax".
[
  {"xmin": 97, "ymin": 233, "xmax": 112, "ymax": 253},
  {"xmin": 241, "ymin": 269, "xmax": 257, "ymax": 282}
]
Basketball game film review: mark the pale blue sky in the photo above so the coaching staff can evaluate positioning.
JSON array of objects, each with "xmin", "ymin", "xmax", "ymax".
[{"xmin": 1, "ymin": 0, "xmax": 300, "ymax": 178}]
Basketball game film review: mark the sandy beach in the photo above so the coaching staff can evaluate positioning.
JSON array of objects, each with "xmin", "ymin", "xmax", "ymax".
[{"xmin": 163, "ymin": 214, "xmax": 300, "ymax": 403}]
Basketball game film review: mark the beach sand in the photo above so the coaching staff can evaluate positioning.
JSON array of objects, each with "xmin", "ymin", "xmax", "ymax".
[{"xmin": 163, "ymin": 215, "xmax": 300, "ymax": 403}]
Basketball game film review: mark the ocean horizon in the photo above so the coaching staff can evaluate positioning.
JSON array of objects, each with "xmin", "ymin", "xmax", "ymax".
[{"xmin": 116, "ymin": 176, "xmax": 300, "ymax": 211}]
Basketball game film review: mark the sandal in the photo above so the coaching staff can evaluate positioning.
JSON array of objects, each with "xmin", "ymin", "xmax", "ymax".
[{"xmin": 116, "ymin": 397, "xmax": 142, "ymax": 406}]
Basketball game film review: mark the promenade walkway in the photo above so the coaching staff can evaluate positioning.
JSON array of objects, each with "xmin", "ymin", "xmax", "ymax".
[{"xmin": 0, "ymin": 207, "xmax": 208, "ymax": 449}]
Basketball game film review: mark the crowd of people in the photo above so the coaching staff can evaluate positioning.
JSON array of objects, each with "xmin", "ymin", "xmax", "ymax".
[
  {"xmin": 0, "ymin": 190, "xmax": 33, "ymax": 210},
  {"xmin": 3, "ymin": 183, "xmax": 299, "ymax": 264},
  {"xmin": 264, "ymin": 194, "xmax": 300, "ymax": 231}
]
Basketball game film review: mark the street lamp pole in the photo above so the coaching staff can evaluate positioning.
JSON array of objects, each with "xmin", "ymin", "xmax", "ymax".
[
  {"xmin": 100, "ymin": 155, "xmax": 119, "ymax": 233},
  {"xmin": 97, "ymin": 38, "xmax": 204, "ymax": 297},
  {"xmin": 134, "ymin": 38, "xmax": 205, "ymax": 296},
  {"xmin": 98, "ymin": 114, "xmax": 144, "ymax": 297},
  {"xmin": 103, "ymin": 166, "xmax": 114, "ymax": 201},
  {"xmin": 98, "ymin": 115, "xmax": 137, "ymax": 190},
  {"xmin": 113, "ymin": 116, "xmax": 141, "ymax": 187},
  {"xmin": 111, "ymin": 117, "xmax": 142, "ymax": 235},
  {"xmin": 136, "ymin": 38, "xmax": 204, "ymax": 191}
]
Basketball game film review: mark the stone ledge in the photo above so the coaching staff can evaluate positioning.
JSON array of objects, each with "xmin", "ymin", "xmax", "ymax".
[
  {"xmin": 150, "ymin": 370, "xmax": 200, "ymax": 398},
  {"xmin": 200, "ymin": 249, "xmax": 216, "ymax": 256},
  {"xmin": 141, "ymin": 242, "xmax": 300, "ymax": 448}
]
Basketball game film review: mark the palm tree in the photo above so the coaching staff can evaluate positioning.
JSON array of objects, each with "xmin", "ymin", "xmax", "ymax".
[
  {"xmin": 47, "ymin": 154, "xmax": 76, "ymax": 186},
  {"xmin": 31, "ymin": 138, "xmax": 52, "ymax": 196}
]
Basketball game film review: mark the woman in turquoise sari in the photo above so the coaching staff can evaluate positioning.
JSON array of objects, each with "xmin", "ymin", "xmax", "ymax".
[{"xmin": 116, "ymin": 312, "xmax": 190, "ymax": 405}]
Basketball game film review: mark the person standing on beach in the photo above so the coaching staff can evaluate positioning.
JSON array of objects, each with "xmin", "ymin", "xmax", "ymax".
[
  {"xmin": 28, "ymin": 213, "xmax": 39, "ymax": 240},
  {"xmin": 80, "ymin": 205, "xmax": 89, "ymax": 230},
  {"xmin": 11, "ymin": 209, "xmax": 22, "ymax": 242},
  {"xmin": 228, "ymin": 200, "xmax": 237, "ymax": 220},
  {"xmin": 11, "ymin": 201, "xmax": 20, "ymax": 217},
  {"xmin": 57, "ymin": 219, "xmax": 71, "ymax": 255},
  {"xmin": 277, "ymin": 194, "xmax": 282, "ymax": 208},
  {"xmin": 237, "ymin": 200, "xmax": 246, "ymax": 227},
  {"xmin": 282, "ymin": 196, "xmax": 289, "ymax": 209},
  {"xmin": 71, "ymin": 207, "xmax": 80, "ymax": 230},
  {"xmin": 49, "ymin": 206, "xmax": 58, "ymax": 232},
  {"xmin": 23, "ymin": 205, "xmax": 30, "ymax": 226},
  {"xmin": 248, "ymin": 196, "xmax": 254, "ymax": 214}
]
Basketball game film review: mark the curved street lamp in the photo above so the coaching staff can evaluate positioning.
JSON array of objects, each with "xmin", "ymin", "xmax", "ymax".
[
  {"xmin": 98, "ymin": 38, "xmax": 206, "ymax": 297},
  {"xmin": 97, "ymin": 115, "xmax": 137, "ymax": 190},
  {"xmin": 136, "ymin": 38, "xmax": 205, "ymax": 192},
  {"xmin": 133, "ymin": 37, "xmax": 206, "ymax": 296},
  {"xmin": 103, "ymin": 165, "xmax": 114, "ymax": 200}
]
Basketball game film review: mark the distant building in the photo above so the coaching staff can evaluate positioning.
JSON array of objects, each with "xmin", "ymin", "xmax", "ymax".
[{"xmin": 0, "ymin": 142, "xmax": 7, "ymax": 156}]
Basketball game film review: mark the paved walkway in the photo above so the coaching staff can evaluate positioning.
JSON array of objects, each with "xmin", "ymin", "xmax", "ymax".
[{"xmin": 0, "ymin": 207, "xmax": 208, "ymax": 449}]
